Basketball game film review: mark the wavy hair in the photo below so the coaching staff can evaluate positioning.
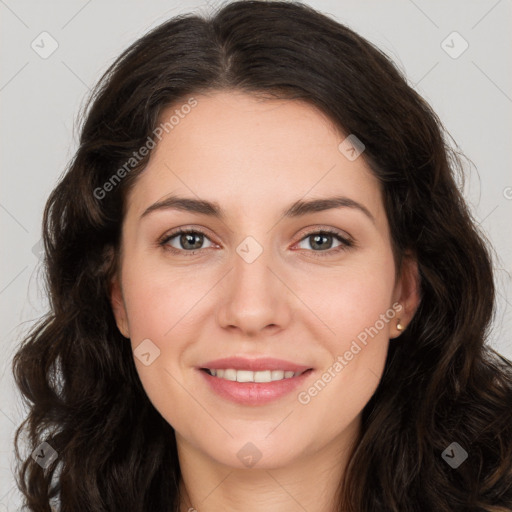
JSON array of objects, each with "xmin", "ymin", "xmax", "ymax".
[{"xmin": 12, "ymin": 1, "xmax": 512, "ymax": 510}]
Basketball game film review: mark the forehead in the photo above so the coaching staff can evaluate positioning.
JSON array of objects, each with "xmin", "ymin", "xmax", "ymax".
[{"xmin": 124, "ymin": 90, "xmax": 385, "ymax": 226}]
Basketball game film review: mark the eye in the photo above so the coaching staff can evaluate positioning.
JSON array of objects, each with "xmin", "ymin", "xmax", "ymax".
[
  {"xmin": 159, "ymin": 228, "xmax": 215, "ymax": 254},
  {"xmin": 158, "ymin": 227, "xmax": 354, "ymax": 257},
  {"xmin": 294, "ymin": 228, "xmax": 354, "ymax": 257}
]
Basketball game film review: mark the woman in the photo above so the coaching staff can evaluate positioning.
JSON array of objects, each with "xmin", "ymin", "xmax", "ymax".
[{"xmin": 12, "ymin": 1, "xmax": 512, "ymax": 510}]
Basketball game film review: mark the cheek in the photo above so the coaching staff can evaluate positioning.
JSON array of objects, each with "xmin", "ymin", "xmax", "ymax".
[
  {"xmin": 120, "ymin": 256, "xmax": 202, "ymax": 342},
  {"xmin": 303, "ymin": 247, "xmax": 397, "ymax": 344},
  {"xmin": 121, "ymin": 241, "xmax": 397, "ymax": 369},
  {"xmin": 119, "ymin": 263, "xmax": 201, "ymax": 427},
  {"xmin": 295, "ymin": 250, "xmax": 395, "ymax": 414}
]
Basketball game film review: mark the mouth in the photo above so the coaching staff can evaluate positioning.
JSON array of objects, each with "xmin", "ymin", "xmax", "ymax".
[
  {"xmin": 197, "ymin": 356, "xmax": 315, "ymax": 405},
  {"xmin": 200, "ymin": 367, "xmax": 312, "ymax": 383}
]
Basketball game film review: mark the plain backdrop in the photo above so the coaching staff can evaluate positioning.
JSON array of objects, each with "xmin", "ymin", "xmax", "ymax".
[{"xmin": 1, "ymin": 0, "xmax": 511, "ymax": 509}]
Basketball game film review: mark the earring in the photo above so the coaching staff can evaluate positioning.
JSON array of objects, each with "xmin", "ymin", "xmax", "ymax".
[{"xmin": 396, "ymin": 319, "xmax": 404, "ymax": 332}]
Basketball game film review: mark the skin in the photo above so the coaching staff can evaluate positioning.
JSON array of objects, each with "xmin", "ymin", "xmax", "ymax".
[{"xmin": 110, "ymin": 90, "xmax": 420, "ymax": 512}]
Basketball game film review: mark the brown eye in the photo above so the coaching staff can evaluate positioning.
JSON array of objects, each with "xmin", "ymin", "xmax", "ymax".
[{"xmin": 159, "ymin": 229, "xmax": 214, "ymax": 254}]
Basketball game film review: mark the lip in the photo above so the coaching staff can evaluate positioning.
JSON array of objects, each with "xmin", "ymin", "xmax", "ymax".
[
  {"xmin": 197, "ymin": 357, "xmax": 314, "ymax": 406},
  {"xmin": 199, "ymin": 356, "xmax": 312, "ymax": 373},
  {"xmin": 198, "ymin": 367, "xmax": 314, "ymax": 405}
]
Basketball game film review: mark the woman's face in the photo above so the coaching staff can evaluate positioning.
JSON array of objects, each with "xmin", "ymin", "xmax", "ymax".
[{"xmin": 110, "ymin": 90, "xmax": 418, "ymax": 470}]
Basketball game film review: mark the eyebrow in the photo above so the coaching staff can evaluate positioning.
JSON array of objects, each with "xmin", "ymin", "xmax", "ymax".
[{"xmin": 140, "ymin": 194, "xmax": 375, "ymax": 224}]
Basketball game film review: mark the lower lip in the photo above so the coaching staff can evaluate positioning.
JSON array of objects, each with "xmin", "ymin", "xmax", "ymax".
[{"xmin": 198, "ymin": 369, "xmax": 314, "ymax": 405}]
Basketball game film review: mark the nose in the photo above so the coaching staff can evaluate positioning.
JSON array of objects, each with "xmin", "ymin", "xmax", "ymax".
[{"xmin": 216, "ymin": 243, "xmax": 292, "ymax": 337}]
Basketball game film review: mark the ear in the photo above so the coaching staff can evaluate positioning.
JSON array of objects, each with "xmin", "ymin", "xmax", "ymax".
[
  {"xmin": 110, "ymin": 273, "xmax": 130, "ymax": 338},
  {"xmin": 390, "ymin": 252, "xmax": 421, "ymax": 338}
]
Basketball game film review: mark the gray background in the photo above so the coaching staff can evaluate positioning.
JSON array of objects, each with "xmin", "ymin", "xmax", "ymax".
[{"xmin": 1, "ymin": 0, "xmax": 511, "ymax": 509}]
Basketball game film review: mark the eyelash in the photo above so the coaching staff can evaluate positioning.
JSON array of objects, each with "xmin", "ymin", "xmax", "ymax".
[{"xmin": 158, "ymin": 227, "xmax": 355, "ymax": 258}]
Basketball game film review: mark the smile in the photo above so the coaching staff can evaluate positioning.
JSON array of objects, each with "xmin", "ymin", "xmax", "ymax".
[
  {"xmin": 201, "ymin": 368, "xmax": 309, "ymax": 382},
  {"xmin": 198, "ymin": 367, "xmax": 314, "ymax": 405}
]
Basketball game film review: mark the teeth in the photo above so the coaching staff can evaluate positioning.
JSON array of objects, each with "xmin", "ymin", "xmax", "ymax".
[{"xmin": 207, "ymin": 368, "xmax": 300, "ymax": 382}]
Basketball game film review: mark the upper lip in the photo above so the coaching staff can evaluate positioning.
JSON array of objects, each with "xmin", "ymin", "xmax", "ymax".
[{"xmin": 199, "ymin": 357, "xmax": 313, "ymax": 373}]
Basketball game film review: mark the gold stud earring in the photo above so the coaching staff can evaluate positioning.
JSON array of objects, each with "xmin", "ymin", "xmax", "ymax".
[{"xmin": 396, "ymin": 319, "xmax": 404, "ymax": 332}]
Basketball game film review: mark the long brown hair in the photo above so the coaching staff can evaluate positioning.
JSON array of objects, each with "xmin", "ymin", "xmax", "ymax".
[{"xmin": 12, "ymin": 1, "xmax": 512, "ymax": 510}]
